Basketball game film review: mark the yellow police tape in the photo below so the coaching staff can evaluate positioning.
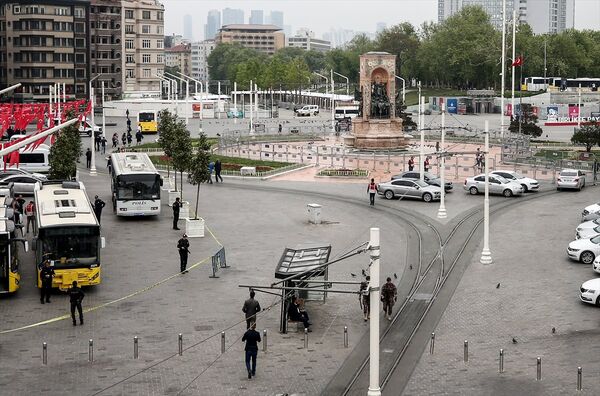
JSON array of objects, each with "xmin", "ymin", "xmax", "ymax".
[{"xmin": 0, "ymin": 225, "xmax": 223, "ymax": 334}]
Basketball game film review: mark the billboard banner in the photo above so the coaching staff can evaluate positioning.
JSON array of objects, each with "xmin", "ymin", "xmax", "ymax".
[
  {"xmin": 447, "ymin": 98, "xmax": 458, "ymax": 114},
  {"xmin": 547, "ymin": 106, "xmax": 559, "ymax": 122},
  {"xmin": 568, "ymin": 105, "xmax": 580, "ymax": 118}
]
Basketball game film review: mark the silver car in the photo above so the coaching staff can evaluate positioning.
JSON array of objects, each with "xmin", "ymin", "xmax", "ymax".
[
  {"xmin": 377, "ymin": 179, "xmax": 441, "ymax": 202},
  {"xmin": 557, "ymin": 169, "xmax": 585, "ymax": 191},
  {"xmin": 0, "ymin": 174, "xmax": 44, "ymax": 196},
  {"xmin": 463, "ymin": 174, "xmax": 523, "ymax": 197}
]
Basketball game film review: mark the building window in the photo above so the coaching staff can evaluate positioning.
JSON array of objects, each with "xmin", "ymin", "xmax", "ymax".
[
  {"xmin": 125, "ymin": 39, "xmax": 134, "ymax": 49},
  {"xmin": 142, "ymin": 10, "xmax": 151, "ymax": 20},
  {"xmin": 75, "ymin": 53, "xmax": 85, "ymax": 63},
  {"xmin": 142, "ymin": 25, "xmax": 150, "ymax": 34},
  {"xmin": 157, "ymin": 11, "xmax": 164, "ymax": 20},
  {"xmin": 74, "ymin": 22, "xmax": 84, "ymax": 32},
  {"xmin": 75, "ymin": 38, "xmax": 85, "ymax": 48},
  {"xmin": 125, "ymin": 9, "xmax": 134, "ymax": 19},
  {"xmin": 143, "ymin": 68, "xmax": 151, "ymax": 78},
  {"xmin": 157, "ymin": 54, "xmax": 164, "ymax": 63},
  {"xmin": 55, "ymin": 7, "xmax": 70, "ymax": 16},
  {"xmin": 157, "ymin": 26, "xmax": 163, "ymax": 34},
  {"xmin": 74, "ymin": 7, "xmax": 84, "ymax": 18},
  {"xmin": 125, "ymin": 24, "xmax": 134, "ymax": 33},
  {"xmin": 126, "ymin": 54, "xmax": 134, "ymax": 63},
  {"xmin": 75, "ymin": 68, "xmax": 85, "ymax": 78},
  {"xmin": 142, "ymin": 54, "xmax": 151, "ymax": 63},
  {"xmin": 13, "ymin": 5, "xmax": 21, "ymax": 14},
  {"xmin": 156, "ymin": 40, "xmax": 163, "ymax": 49},
  {"xmin": 126, "ymin": 69, "xmax": 134, "ymax": 78},
  {"xmin": 142, "ymin": 39, "xmax": 151, "ymax": 48}
]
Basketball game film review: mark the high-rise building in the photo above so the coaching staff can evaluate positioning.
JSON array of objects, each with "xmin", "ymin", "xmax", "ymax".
[
  {"xmin": 204, "ymin": 9, "xmax": 220, "ymax": 40},
  {"xmin": 0, "ymin": 0, "xmax": 92, "ymax": 101},
  {"xmin": 191, "ymin": 40, "xmax": 215, "ymax": 82},
  {"xmin": 269, "ymin": 10, "xmax": 283, "ymax": 29},
  {"xmin": 437, "ymin": 0, "xmax": 568, "ymax": 34},
  {"xmin": 249, "ymin": 10, "xmax": 263, "ymax": 24},
  {"xmin": 222, "ymin": 8, "xmax": 243, "ymax": 25},
  {"xmin": 183, "ymin": 14, "xmax": 192, "ymax": 40},
  {"xmin": 216, "ymin": 24, "xmax": 284, "ymax": 55}
]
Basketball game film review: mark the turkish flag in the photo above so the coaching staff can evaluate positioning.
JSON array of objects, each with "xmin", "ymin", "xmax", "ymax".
[{"xmin": 511, "ymin": 56, "xmax": 523, "ymax": 67}]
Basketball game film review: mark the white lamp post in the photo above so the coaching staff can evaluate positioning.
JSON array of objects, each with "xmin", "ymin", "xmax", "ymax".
[
  {"xmin": 577, "ymin": 83, "xmax": 582, "ymax": 128},
  {"xmin": 89, "ymin": 74, "xmax": 102, "ymax": 175},
  {"xmin": 330, "ymin": 69, "xmax": 335, "ymax": 134},
  {"xmin": 165, "ymin": 72, "xmax": 189, "ymax": 125},
  {"xmin": 437, "ymin": 103, "xmax": 447, "ymax": 219},
  {"xmin": 0, "ymin": 83, "xmax": 21, "ymax": 95},
  {"xmin": 394, "ymin": 75, "xmax": 406, "ymax": 104},
  {"xmin": 511, "ymin": 10, "xmax": 516, "ymax": 120},
  {"xmin": 176, "ymin": 71, "xmax": 204, "ymax": 123},
  {"xmin": 419, "ymin": 95, "xmax": 425, "ymax": 182},
  {"xmin": 367, "ymin": 227, "xmax": 381, "ymax": 396},
  {"xmin": 500, "ymin": 0, "xmax": 507, "ymax": 138},
  {"xmin": 480, "ymin": 120, "xmax": 493, "ymax": 264},
  {"xmin": 333, "ymin": 70, "xmax": 349, "ymax": 96},
  {"xmin": 249, "ymin": 80, "xmax": 254, "ymax": 134},
  {"xmin": 101, "ymin": 81, "xmax": 106, "ymax": 138}
]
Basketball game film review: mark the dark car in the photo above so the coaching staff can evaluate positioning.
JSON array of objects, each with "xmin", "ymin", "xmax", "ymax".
[{"xmin": 392, "ymin": 171, "xmax": 453, "ymax": 192}]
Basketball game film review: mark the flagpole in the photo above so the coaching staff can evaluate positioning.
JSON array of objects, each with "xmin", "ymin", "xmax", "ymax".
[
  {"xmin": 511, "ymin": 9, "xmax": 516, "ymax": 121},
  {"xmin": 518, "ymin": 54, "xmax": 523, "ymax": 135},
  {"xmin": 500, "ymin": 0, "xmax": 507, "ymax": 139}
]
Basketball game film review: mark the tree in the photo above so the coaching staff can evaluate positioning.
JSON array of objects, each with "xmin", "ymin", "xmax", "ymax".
[
  {"xmin": 375, "ymin": 22, "xmax": 420, "ymax": 78},
  {"xmin": 48, "ymin": 111, "xmax": 82, "ymax": 180},
  {"xmin": 187, "ymin": 133, "xmax": 211, "ymax": 220},
  {"xmin": 170, "ymin": 121, "xmax": 192, "ymax": 200},
  {"xmin": 157, "ymin": 110, "xmax": 177, "ymax": 179},
  {"xmin": 508, "ymin": 103, "xmax": 543, "ymax": 137},
  {"xmin": 571, "ymin": 125, "xmax": 600, "ymax": 152}
]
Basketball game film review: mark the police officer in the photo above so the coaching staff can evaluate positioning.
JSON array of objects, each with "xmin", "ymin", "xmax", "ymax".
[
  {"xmin": 177, "ymin": 234, "xmax": 190, "ymax": 273},
  {"xmin": 39, "ymin": 260, "xmax": 55, "ymax": 304},
  {"xmin": 172, "ymin": 197, "xmax": 182, "ymax": 230},
  {"xmin": 69, "ymin": 281, "xmax": 85, "ymax": 326},
  {"xmin": 93, "ymin": 195, "xmax": 106, "ymax": 224}
]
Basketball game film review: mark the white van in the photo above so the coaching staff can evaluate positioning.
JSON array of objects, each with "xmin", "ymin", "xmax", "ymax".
[
  {"xmin": 52, "ymin": 117, "xmax": 100, "ymax": 136},
  {"xmin": 0, "ymin": 144, "xmax": 50, "ymax": 173},
  {"xmin": 335, "ymin": 105, "xmax": 360, "ymax": 120},
  {"xmin": 295, "ymin": 105, "xmax": 319, "ymax": 117}
]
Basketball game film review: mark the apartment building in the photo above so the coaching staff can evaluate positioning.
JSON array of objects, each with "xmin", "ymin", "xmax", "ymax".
[
  {"xmin": 286, "ymin": 29, "xmax": 330, "ymax": 52},
  {"xmin": 90, "ymin": 0, "xmax": 122, "ymax": 101},
  {"xmin": 165, "ymin": 43, "xmax": 190, "ymax": 76},
  {"xmin": 0, "ymin": 0, "xmax": 91, "ymax": 100},
  {"xmin": 191, "ymin": 40, "xmax": 214, "ymax": 82},
  {"xmin": 122, "ymin": 0, "xmax": 164, "ymax": 95},
  {"xmin": 215, "ymin": 24, "xmax": 284, "ymax": 55}
]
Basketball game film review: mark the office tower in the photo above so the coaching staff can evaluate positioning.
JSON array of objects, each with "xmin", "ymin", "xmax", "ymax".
[
  {"xmin": 183, "ymin": 14, "xmax": 192, "ymax": 40},
  {"xmin": 249, "ymin": 10, "xmax": 263, "ymax": 24},
  {"xmin": 204, "ymin": 9, "xmax": 220, "ymax": 40},
  {"xmin": 270, "ymin": 10, "xmax": 283, "ymax": 29},
  {"xmin": 222, "ymin": 7, "xmax": 243, "ymax": 25}
]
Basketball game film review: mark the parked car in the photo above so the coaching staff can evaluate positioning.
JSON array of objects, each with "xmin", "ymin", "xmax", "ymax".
[
  {"xmin": 0, "ymin": 174, "xmax": 45, "ymax": 196},
  {"xmin": 580, "ymin": 278, "xmax": 600, "ymax": 306},
  {"xmin": 392, "ymin": 171, "xmax": 453, "ymax": 192},
  {"xmin": 582, "ymin": 202, "xmax": 600, "ymax": 221},
  {"xmin": 490, "ymin": 170, "xmax": 539, "ymax": 192},
  {"xmin": 576, "ymin": 219, "xmax": 600, "ymax": 239},
  {"xmin": 377, "ymin": 179, "xmax": 441, "ymax": 202},
  {"xmin": 592, "ymin": 257, "xmax": 600, "ymax": 274},
  {"xmin": 557, "ymin": 168, "xmax": 585, "ymax": 191},
  {"xmin": 295, "ymin": 105, "xmax": 319, "ymax": 116},
  {"xmin": 0, "ymin": 169, "xmax": 47, "ymax": 180},
  {"xmin": 567, "ymin": 234, "xmax": 600, "ymax": 264},
  {"xmin": 463, "ymin": 174, "xmax": 523, "ymax": 197}
]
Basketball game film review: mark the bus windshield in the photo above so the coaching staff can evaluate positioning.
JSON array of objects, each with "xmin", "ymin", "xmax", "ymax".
[
  {"xmin": 40, "ymin": 226, "xmax": 99, "ymax": 267},
  {"xmin": 139, "ymin": 112, "xmax": 155, "ymax": 122},
  {"xmin": 116, "ymin": 174, "xmax": 161, "ymax": 200}
]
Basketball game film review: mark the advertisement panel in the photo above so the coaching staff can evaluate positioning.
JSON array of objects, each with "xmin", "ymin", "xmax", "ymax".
[
  {"xmin": 568, "ymin": 105, "xmax": 580, "ymax": 118},
  {"xmin": 546, "ymin": 106, "xmax": 559, "ymax": 122},
  {"xmin": 447, "ymin": 98, "xmax": 458, "ymax": 114}
]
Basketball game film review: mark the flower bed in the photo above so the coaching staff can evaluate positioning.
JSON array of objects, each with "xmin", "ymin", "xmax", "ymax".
[{"xmin": 317, "ymin": 168, "xmax": 369, "ymax": 177}]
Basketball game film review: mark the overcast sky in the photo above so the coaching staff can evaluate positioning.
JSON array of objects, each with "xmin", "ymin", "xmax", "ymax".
[{"xmin": 161, "ymin": 0, "xmax": 600, "ymax": 41}]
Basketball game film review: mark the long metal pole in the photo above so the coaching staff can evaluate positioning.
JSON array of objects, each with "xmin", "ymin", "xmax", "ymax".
[
  {"xmin": 101, "ymin": 81, "xmax": 106, "ymax": 138},
  {"xmin": 500, "ymin": 0, "xmax": 507, "ymax": 138},
  {"xmin": 57, "ymin": 83, "xmax": 62, "ymax": 120},
  {"xmin": 48, "ymin": 85, "xmax": 53, "ymax": 126},
  {"xmin": 395, "ymin": 75, "xmax": 406, "ymax": 104},
  {"xmin": 233, "ymin": 81, "xmax": 237, "ymax": 124},
  {"xmin": 578, "ymin": 83, "xmax": 582, "ymax": 128},
  {"xmin": 185, "ymin": 80, "xmax": 189, "ymax": 125},
  {"xmin": 0, "ymin": 119, "xmax": 77, "ymax": 158},
  {"xmin": 0, "ymin": 83, "xmax": 21, "ymax": 95},
  {"xmin": 367, "ymin": 227, "xmax": 381, "ymax": 396},
  {"xmin": 420, "ymin": 96, "xmax": 425, "ymax": 182},
  {"xmin": 89, "ymin": 85, "xmax": 96, "ymax": 175},
  {"xmin": 511, "ymin": 10, "xmax": 516, "ymax": 119},
  {"xmin": 249, "ymin": 80, "xmax": 253, "ymax": 134},
  {"xmin": 437, "ymin": 103, "xmax": 447, "ymax": 219},
  {"xmin": 480, "ymin": 120, "xmax": 493, "ymax": 264},
  {"xmin": 254, "ymin": 83, "xmax": 258, "ymax": 121},
  {"xmin": 333, "ymin": 71, "xmax": 349, "ymax": 96},
  {"xmin": 331, "ymin": 69, "xmax": 335, "ymax": 134}
]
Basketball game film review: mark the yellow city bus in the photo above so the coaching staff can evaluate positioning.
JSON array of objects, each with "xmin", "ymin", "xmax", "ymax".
[
  {"xmin": 0, "ymin": 206, "xmax": 28, "ymax": 294},
  {"xmin": 137, "ymin": 110, "xmax": 158, "ymax": 134},
  {"xmin": 32, "ymin": 181, "xmax": 105, "ymax": 291}
]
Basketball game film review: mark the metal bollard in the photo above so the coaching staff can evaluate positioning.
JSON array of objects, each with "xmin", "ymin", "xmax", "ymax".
[
  {"xmin": 178, "ymin": 333, "xmax": 183, "ymax": 356},
  {"xmin": 304, "ymin": 328, "xmax": 308, "ymax": 349},
  {"xmin": 463, "ymin": 341, "xmax": 468, "ymax": 363},
  {"xmin": 134, "ymin": 336, "xmax": 139, "ymax": 359},
  {"xmin": 89, "ymin": 339, "xmax": 94, "ymax": 362},
  {"xmin": 263, "ymin": 330, "xmax": 267, "ymax": 353},
  {"xmin": 221, "ymin": 331, "xmax": 225, "ymax": 354},
  {"xmin": 344, "ymin": 326, "xmax": 348, "ymax": 348},
  {"xmin": 536, "ymin": 357, "xmax": 541, "ymax": 381},
  {"xmin": 42, "ymin": 342, "xmax": 47, "ymax": 365},
  {"xmin": 429, "ymin": 333, "xmax": 435, "ymax": 354},
  {"xmin": 577, "ymin": 367, "xmax": 582, "ymax": 391},
  {"xmin": 499, "ymin": 349, "xmax": 504, "ymax": 373}
]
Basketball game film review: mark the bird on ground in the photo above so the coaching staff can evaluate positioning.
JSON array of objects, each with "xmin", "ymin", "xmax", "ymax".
[
  {"xmin": 496, "ymin": 283, "xmax": 500, "ymax": 289},
  {"xmin": 394, "ymin": 273, "xmax": 397, "ymax": 279},
  {"xmin": 409, "ymin": 265, "xmax": 413, "ymax": 270},
  {"xmin": 350, "ymin": 273, "xmax": 356, "ymax": 277},
  {"xmin": 512, "ymin": 337, "xmax": 518, "ymax": 344},
  {"xmin": 552, "ymin": 327, "xmax": 556, "ymax": 334},
  {"xmin": 361, "ymin": 269, "xmax": 367, "ymax": 277}
]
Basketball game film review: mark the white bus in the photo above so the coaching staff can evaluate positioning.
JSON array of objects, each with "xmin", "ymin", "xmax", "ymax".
[
  {"xmin": 32, "ymin": 181, "xmax": 105, "ymax": 291},
  {"xmin": 335, "ymin": 105, "xmax": 360, "ymax": 120},
  {"xmin": 110, "ymin": 152, "xmax": 162, "ymax": 216}
]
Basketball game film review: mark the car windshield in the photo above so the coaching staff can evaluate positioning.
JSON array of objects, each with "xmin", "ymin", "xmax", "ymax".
[
  {"xmin": 494, "ymin": 175, "xmax": 509, "ymax": 183},
  {"xmin": 561, "ymin": 171, "xmax": 577, "ymax": 176},
  {"xmin": 514, "ymin": 174, "xmax": 524, "ymax": 179},
  {"xmin": 414, "ymin": 180, "xmax": 429, "ymax": 187},
  {"xmin": 591, "ymin": 235, "xmax": 600, "ymax": 244},
  {"xmin": 594, "ymin": 219, "xmax": 600, "ymax": 225},
  {"xmin": 116, "ymin": 174, "xmax": 161, "ymax": 200}
]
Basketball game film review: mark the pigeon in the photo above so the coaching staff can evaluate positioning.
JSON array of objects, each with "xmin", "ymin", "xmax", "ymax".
[
  {"xmin": 409, "ymin": 265, "xmax": 413, "ymax": 270},
  {"xmin": 552, "ymin": 327, "xmax": 556, "ymax": 334},
  {"xmin": 496, "ymin": 283, "xmax": 500, "ymax": 289},
  {"xmin": 393, "ymin": 273, "xmax": 397, "ymax": 279},
  {"xmin": 512, "ymin": 337, "xmax": 517, "ymax": 344},
  {"xmin": 350, "ymin": 273, "xmax": 357, "ymax": 277},
  {"xmin": 361, "ymin": 269, "xmax": 367, "ymax": 277}
]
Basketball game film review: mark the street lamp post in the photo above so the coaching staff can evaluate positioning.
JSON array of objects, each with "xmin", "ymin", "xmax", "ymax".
[
  {"xmin": 500, "ymin": 0, "xmax": 507, "ymax": 138},
  {"xmin": 101, "ymin": 81, "xmax": 106, "ymax": 138},
  {"xmin": 333, "ymin": 71, "xmax": 349, "ymax": 96},
  {"xmin": 176, "ymin": 72, "xmax": 204, "ymax": 124},
  {"xmin": 314, "ymin": 72, "xmax": 329, "ymax": 111},
  {"xmin": 437, "ymin": 103, "xmax": 447, "ymax": 219},
  {"xmin": 367, "ymin": 227, "xmax": 381, "ymax": 396},
  {"xmin": 88, "ymin": 74, "xmax": 102, "ymax": 175},
  {"xmin": 394, "ymin": 75, "xmax": 406, "ymax": 104},
  {"xmin": 330, "ymin": 69, "xmax": 335, "ymax": 134},
  {"xmin": 156, "ymin": 74, "xmax": 172, "ymax": 101},
  {"xmin": 480, "ymin": 120, "xmax": 493, "ymax": 264},
  {"xmin": 420, "ymin": 95, "xmax": 425, "ymax": 182},
  {"xmin": 165, "ymin": 72, "xmax": 189, "ymax": 125},
  {"xmin": 249, "ymin": 80, "xmax": 254, "ymax": 134},
  {"xmin": 511, "ymin": 10, "xmax": 516, "ymax": 120}
]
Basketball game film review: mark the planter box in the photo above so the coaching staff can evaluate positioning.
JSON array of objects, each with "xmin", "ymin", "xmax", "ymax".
[
  {"xmin": 179, "ymin": 201, "xmax": 190, "ymax": 219},
  {"xmin": 167, "ymin": 190, "xmax": 179, "ymax": 206},
  {"xmin": 163, "ymin": 176, "xmax": 175, "ymax": 190},
  {"xmin": 185, "ymin": 217, "xmax": 205, "ymax": 238}
]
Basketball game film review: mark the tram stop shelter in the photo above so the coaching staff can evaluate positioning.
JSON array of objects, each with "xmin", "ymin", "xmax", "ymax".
[{"xmin": 274, "ymin": 244, "xmax": 331, "ymax": 333}]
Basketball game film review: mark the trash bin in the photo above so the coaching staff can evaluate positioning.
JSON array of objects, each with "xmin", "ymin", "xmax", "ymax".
[{"xmin": 307, "ymin": 203, "xmax": 322, "ymax": 224}]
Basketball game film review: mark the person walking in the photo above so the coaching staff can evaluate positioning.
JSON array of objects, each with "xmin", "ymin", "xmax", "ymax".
[
  {"xmin": 214, "ymin": 160, "xmax": 223, "ymax": 183},
  {"xmin": 127, "ymin": 131, "xmax": 133, "ymax": 147},
  {"xmin": 172, "ymin": 197, "xmax": 182, "ymax": 230},
  {"xmin": 423, "ymin": 157, "xmax": 430, "ymax": 172},
  {"xmin": 95, "ymin": 132, "xmax": 101, "ymax": 152},
  {"xmin": 69, "ymin": 281, "xmax": 85, "ymax": 326},
  {"xmin": 25, "ymin": 200, "xmax": 35, "ymax": 234},
  {"xmin": 121, "ymin": 132, "xmax": 127, "ymax": 147},
  {"xmin": 408, "ymin": 156, "xmax": 415, "ymax": 171},
  {"xmin": 135, "ymin": 129, "xmax": 143, "ymax": 145},
  {"xmin": 381, "ymin": 277, "xmax": 397, "ymax": 321},
  {"xmin": 12, "ymin": 195, "xmax": 24, "ymax": 227},
  {"xmin": 177, "ymin": 233, "xmax": 190, "ymax": 273},
  {"xmin": 101, "ymin": 136, "xmax": 107, "ymax": 154},
  {"xmin": 278, "ymin": 123, "xmax": 282, "ymax": 134},
  {"xmin": 112, "ymin": 133, "xmax": 118, "ymax": 149},
  {"xmin": 85, "ymin": 148, "xmax": 92, "ymax": 168},
  {"xmin": 207, "ymin": 161, "xmax": 214, "ymax": 184},
  {"xmin": 242, "ymin": 290, "xmax": 261, "ymax": 329},
  {"xmin": 359, "ymin": 276, "xmax": 370, "ymax": 322},
  {"xmin": 93, "ymin": 195, "xmax": 105, "ymax": 224},
  {"xmin": 242, "ymin": 322, "xmax": 261, "ymax": 379},
  {"xmin": 367, "ymin": 178, "xmax": 377, "ymax": 206},
  {"xmin": 39, "ymin": 260, "xmax": 55, "ymax": 304}
]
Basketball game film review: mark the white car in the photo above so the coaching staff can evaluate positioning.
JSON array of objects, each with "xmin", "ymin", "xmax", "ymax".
[
  {"xmin": 491, "ymin": 170, "xmax": 539, "ymax": 193},
  {"xmin": 580, "ymin": 278, "xmax": 600, "ymax": 306},
  {"xmin": 592, "ymin": 257, "xmax": 600, "ymax": 274},
  {"xmin": 582, "ymin": 203, "xmax": 600, "ymax": 221},
  {"xmin": 295, "ymin": 105, "xmax": 319, "ymax": 116},
  {"xmin": 557, "ymin": 168, "xmax": 585, "ymax": 191},
  {"xmin": 463, "ymin": 174, "xmax": 523, "ymax": 197},
  {"xmin": 567, "ymin": 235, "xmax": 600, "ymax": 264},
  {"xmin": 576, "ymin": 219, "xmax": 600, "ymax": 239}
]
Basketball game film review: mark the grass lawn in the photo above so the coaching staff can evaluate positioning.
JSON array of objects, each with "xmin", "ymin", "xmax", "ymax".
[
  {"xmin": 149, "ymin": 154, "xmax": 292, "ymax": 170},
  {"xmin": 136, "ymin": 137, "xmax": 218, "ymax": 150}
]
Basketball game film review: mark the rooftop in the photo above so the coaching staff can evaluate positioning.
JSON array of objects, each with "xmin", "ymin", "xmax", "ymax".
[{"xmin": 219, "ymin": 24, "xmax": 282, "ymax": 32}]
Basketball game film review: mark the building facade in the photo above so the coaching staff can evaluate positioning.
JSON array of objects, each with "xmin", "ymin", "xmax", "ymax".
[
  {"xmin": 191, "ymin": 40, "xmax": 214, "ymax": 82},
  {"xmin": 90, "ymin": 0, "xmax": 122, "ymax": 101},
  {"xmin": 0, "ymin": 0, "xmax": 91, "ymax": 100},
  {"xmin": 269, "ymin": 10, "xmax": 283, "ymax": 29},
  {"xmin": 222, "ymin": 8, "xmax": 243, "ymax": 25},
  {"xmin": 216, "ymin": 24, "xmax": 284, "ymax": 55},
  {"xmin": 286, "ymin": 29, "xmax": 330, "ymax": 52},
  {"xmin": 165, "ymin": 43, "xmax": 190, "ymax": 76},
  {"xmin": 249, "ymin": 10, "xmax": 263, "ymax": 25}
]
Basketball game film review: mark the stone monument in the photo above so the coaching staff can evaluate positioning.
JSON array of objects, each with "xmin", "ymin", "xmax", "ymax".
[{"xmin": 345, "ymin": 52, "xmax": 409, "ymax": 149}]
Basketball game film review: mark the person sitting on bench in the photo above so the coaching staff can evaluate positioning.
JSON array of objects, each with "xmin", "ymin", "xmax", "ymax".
[{"xmin": 288, "ymin": 296, "xmax": 311, "ymax": 331}]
